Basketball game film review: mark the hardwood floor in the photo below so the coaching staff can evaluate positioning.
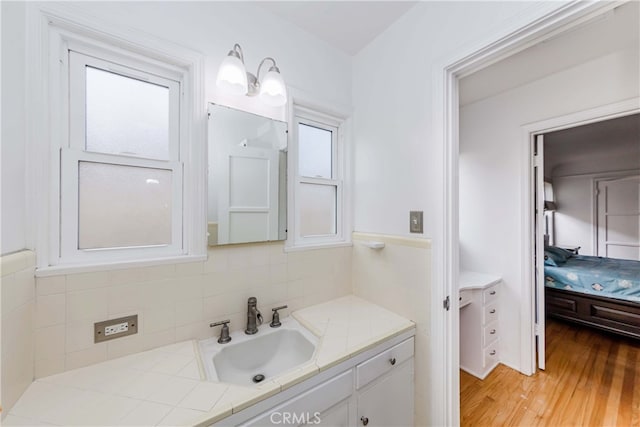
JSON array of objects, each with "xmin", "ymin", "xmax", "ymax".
[{"xmin": 460, "ymin": 318, "xmax": 640, "ymax": 426}]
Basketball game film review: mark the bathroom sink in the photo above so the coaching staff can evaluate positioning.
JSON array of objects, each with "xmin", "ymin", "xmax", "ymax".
[{"xmin": 198, "ymin": 317, "xmax": 318, "ymax": 386}]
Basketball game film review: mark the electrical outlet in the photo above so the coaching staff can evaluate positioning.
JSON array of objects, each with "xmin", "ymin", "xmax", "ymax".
[
  {"xmin": 94, "ymin": 315, "xmax": 138, "ymax": 343},
  {"xmin": 104, "ymin": 322, "xmax": 129, "ymax": 336},
  {"xmin": 410, "ymin": 211, "xmax": 423, "ymax": 234}
]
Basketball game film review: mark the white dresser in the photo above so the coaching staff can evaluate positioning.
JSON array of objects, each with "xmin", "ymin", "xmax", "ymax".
[{"xmin": 459, "ymin": 271, "xmax": 501, "ymax": 379}]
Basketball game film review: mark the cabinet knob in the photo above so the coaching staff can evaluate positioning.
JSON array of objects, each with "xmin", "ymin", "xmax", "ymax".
[
  {"xmin": 389, "ymin": 357, "xmax": 396, "ymax": 366},
  {"xmin": 490, "ymin": 350, "xmax": 496, "ymax": 356},
  {"xmin": 361, "ymin": 416, "xmax": 369, "ymax": 426},
  {"xmin": 490, "ymin": 309, "xmax": 496, "ymax": 314},
  {"xmin": 490, "ymin": 291, "xmax": 496, "ymax": 295},
  {"xmin": 490, "ymin": 329, "xmax": 496, "ymax": 334}
]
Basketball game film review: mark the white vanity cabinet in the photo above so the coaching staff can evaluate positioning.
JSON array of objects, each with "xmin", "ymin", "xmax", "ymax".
[
  {"xmin": 355, "ymin": 338, "xmax": 414, "ymax": 426},
  {"xmin": 356, "ymin": 360, "xmax": 414, "ymax": 427},
  {"xmin": 459, "ymin": 271, "xmax": 501, "ymax": 379},
  {"xmin": 217, "ymin": 334, "xmax": 414, "ymax": 427}
]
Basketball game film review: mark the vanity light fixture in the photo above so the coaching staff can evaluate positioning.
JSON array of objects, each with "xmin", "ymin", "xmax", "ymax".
[{"xmin": 216, "ymin": 43, "xmax": 288, "ymax": 107}]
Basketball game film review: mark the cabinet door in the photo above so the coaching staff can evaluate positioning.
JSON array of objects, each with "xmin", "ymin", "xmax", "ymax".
[{"xmin": 357, "ymin": 360, "xmax": 414, "ymax": 427}]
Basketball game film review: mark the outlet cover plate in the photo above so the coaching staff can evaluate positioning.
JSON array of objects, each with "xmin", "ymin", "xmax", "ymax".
[
  {"xmin": 94, "ymin": 315, "xmax": 138, "ymax": 343},
  {"xmin": 410, "ymin": 211, "xmax": 423, "ymax": 234}
]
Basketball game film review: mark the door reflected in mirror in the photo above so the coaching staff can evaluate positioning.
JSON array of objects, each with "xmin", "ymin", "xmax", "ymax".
[{"xmin": 207, "ymin": 104, "xmax": 288, "ymax": 245}]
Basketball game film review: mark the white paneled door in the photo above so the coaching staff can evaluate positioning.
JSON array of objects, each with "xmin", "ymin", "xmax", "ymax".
[
  {"xmin": 534, "ymin": 134, "xmax": 546, "ymax": 371},
  {"xmin": 218, "ymin": 145, "xmax": 279, "ymax": 244},
  {"xmin": 596, "ymin": 175, "xmax": 640, "ymax": 261}
]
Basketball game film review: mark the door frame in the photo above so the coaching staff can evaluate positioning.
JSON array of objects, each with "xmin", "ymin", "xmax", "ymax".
[
  {"xmin": 520, "ymin": 98, "xmax": 640, "ymax": 374},
  {"xmin": 436, "ymin": 1, "xmax": 631, "ymax": 425}
]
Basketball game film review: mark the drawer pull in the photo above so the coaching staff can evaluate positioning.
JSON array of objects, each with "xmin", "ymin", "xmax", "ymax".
[
  {"xmin": 361, "ymin": 416, "xmax": 369, "ymax": 426},
  {"xmin": 489, "ymin": 350, "xmax": 496, "ymax": 356},
  {"xmin": 490, "ymin": 329, "xmax": 496, "ymax": 334},
  {"xmin": 490, "ymin": 291, "xmax": 496, "ymax": 295},
  {"xmin": 389, "ymin": 358, "xmax": 396, "ymax": 366},
  {"xmin": 490, "ymin": 309, "xmax": 496, "ymax": 314}
]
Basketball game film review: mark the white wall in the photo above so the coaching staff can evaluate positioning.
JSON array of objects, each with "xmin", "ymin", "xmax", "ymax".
[
  {"xmin": 352, "ymin": 1, "xmax": 558, "ymax": 238},
  {"xmin": 553, "ymin": 177, "xmax": 595, "ymax": 254},
  {"xmin": 459, "ymin": 47, "xmax": 639, "ymax": 370},
  {"xmin": 1, "ymin": 251, "xmax": 36, "ymax": 418},
  {"xmin": 1, "ymin": 2, "xmax": 28, "ymax": 254}
]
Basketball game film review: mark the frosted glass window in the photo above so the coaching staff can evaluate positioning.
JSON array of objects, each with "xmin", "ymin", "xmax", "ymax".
[
  {"xmin": 298, "ymin": 123, "xmax": 332, "ymax": 178},
  {"xmin": 78, "ymin": 162, "xmax": 172, "ymax": 249},
  {"xmin": 299, "ymin": 183, "xmax": 336, "ymax": 236},
  {"xmin": 86, "ymin": 66, "xmax": 170, "ymax": 160}
]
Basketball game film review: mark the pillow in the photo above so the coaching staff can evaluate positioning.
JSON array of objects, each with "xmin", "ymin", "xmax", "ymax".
[
  {"xmin": 546, "ymin": 246, "xmax": 574, "ymax": 261},
  {"xmin": 544, "ymin": 251, "xmax": 562, "ymax": 266}
]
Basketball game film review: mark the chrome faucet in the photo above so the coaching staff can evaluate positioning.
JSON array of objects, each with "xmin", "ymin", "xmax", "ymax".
[{"xmin": 245, "ymin": 297, "xmax": 263, "ymax": 335}]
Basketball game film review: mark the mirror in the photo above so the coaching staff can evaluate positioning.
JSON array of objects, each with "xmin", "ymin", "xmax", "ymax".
[{"xmin": 207, "ymin": 104, "xmax": 288, "ymax": 245}]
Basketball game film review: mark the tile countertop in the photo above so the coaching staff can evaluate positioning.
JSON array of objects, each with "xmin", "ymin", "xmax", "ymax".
[{"xmin": 5, "ymin": 296, "xmax": 415, "ymax": 427}]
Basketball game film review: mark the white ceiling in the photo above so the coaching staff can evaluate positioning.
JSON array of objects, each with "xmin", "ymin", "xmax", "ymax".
[
  {"xmin": 544, "ymin": 113, "xmax": 640, "ymax": 177},
  {"xmin": 460, "ymin": 1, "xmax": 639, "ymax": 106},
  {"xmin": 258, "ymin": 1, "xmax": 417, "ymax": 55}
]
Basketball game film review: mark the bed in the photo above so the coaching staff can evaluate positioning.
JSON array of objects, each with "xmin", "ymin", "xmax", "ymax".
[{"xmin": 544, "ymin": 249, "xmax": 640, "ymax": 339}]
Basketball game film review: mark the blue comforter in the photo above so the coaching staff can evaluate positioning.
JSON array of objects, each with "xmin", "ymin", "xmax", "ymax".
[{"xmin": 544, "ymin": 255, "xmax": 640, "ymax": 303}]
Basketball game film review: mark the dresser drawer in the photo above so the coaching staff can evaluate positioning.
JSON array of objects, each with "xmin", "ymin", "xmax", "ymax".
[
  {"xmin": 356, "ymin": 337, "xmax": 414, "ymax": 389},
  {"xmin": 483, "ymin": 304, "xmax": 498, "ymax": 325},
  {"xmin": 459, "ymin": 289, "xmax": 472, "ymax": 308},
  {"xmin": 483, "ymin": 286, "xmax": 498, "ymax": 304},
  {"xmin": 483, "ymin": 343, "xmax": 499, "ymax": 368},
  {"xmin": 483, "ymin": 321, "xmax": 499, "ymax": 347}
]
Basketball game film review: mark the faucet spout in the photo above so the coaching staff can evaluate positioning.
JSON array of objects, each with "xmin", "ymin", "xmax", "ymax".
[
  {"xmin": 245, "ymin": 297, "xmax": 262, "ymax": 334},
  {"xmin": 254, "ymin": 307, "xmax": 263, "ymax": 325}
]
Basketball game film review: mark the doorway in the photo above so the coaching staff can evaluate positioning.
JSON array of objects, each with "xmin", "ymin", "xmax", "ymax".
[
  {"xmin": 532, "ymin": 112, "xmax": 640, "ymax": 370},
  {"xmin": 451, "ymin": 2, "xmax": 639, "ymax": 425}
]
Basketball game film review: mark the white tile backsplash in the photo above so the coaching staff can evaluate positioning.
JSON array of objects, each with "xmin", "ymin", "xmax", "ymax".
[
  {"xmin": 32, "ymin": 242, "xmax": 352, "ymax": 379},
  {"xmin": 66, "ymin": 288, "xmax": 108, "ymax": 323},
  {"xmin": 35, "ymin": 293, "xmax": 65, "ymax": 328},
  {"xmin": 352, "ymin": 233, "xmax": 431, "ymax": 427},
  {"xmin": 1, "ymin": 250, "xmax": 36, "ymax": 419}
]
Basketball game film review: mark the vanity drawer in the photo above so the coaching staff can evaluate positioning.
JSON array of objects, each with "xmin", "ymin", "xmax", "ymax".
[
  {"xmin": 356, "ymin": 337, "xmax": 414, "ymax": 389},
  {"xmin": 245, "ymin": 370, "xmax": 353, "ymax": 426},
  {"xmin": 483, "ymin": 343, "xmax": 499, "ymax": 368},
  {"xmin": 483, "ymin": 322, "xmax": 499, "ymax": 347},
  {"xmin": 483, "ymin": 304, "xmax": 498, "ymax": 325},
  {"xmin": 483, "ymin": 286, "xmax": 498, "ymax": 304}
]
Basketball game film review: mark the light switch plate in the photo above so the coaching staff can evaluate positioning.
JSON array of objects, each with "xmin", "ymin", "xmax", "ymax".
[
  {"xmin": 410, "ymin": 211, "xmax": 423, "ymax": 234},
  {"xmin": 94, "ymin": 315, "xmax": 138, "ymax": 343}
]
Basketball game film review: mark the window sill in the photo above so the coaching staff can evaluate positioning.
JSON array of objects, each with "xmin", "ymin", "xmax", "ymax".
[
  {"xmin": 284, "ymin": 240, "xmax": 353, "ymax": 253},
  {"xmin": 35, "ymin": 254, "xmax": 207, "ymax": 277}
]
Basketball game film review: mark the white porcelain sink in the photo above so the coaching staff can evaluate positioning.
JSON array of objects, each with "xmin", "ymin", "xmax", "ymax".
[{"xmin": 198, "ymin": 317, "xmax": 318, "ymax": 386}]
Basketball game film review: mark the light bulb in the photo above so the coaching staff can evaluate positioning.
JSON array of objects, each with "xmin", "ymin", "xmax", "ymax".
[
  {"xmin": 259, "ymin": 68, "xmax": 287, "ymax": 107},
  {"xmin": 216, "ymin": 54, "xmax": 248, "ymax": 96}
]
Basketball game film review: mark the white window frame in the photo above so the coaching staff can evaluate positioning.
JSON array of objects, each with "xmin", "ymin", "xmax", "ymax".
[
  {"xmin": 289, "ymin": 106, "xmax": 349, "ymax": 249},
  {"xmin": 60, "ymin": 49, "xmax": 184, "ymax": 264},
  {"xmin": 28, "ymin": 5, "xmax": 207, "ymax": 274}
]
